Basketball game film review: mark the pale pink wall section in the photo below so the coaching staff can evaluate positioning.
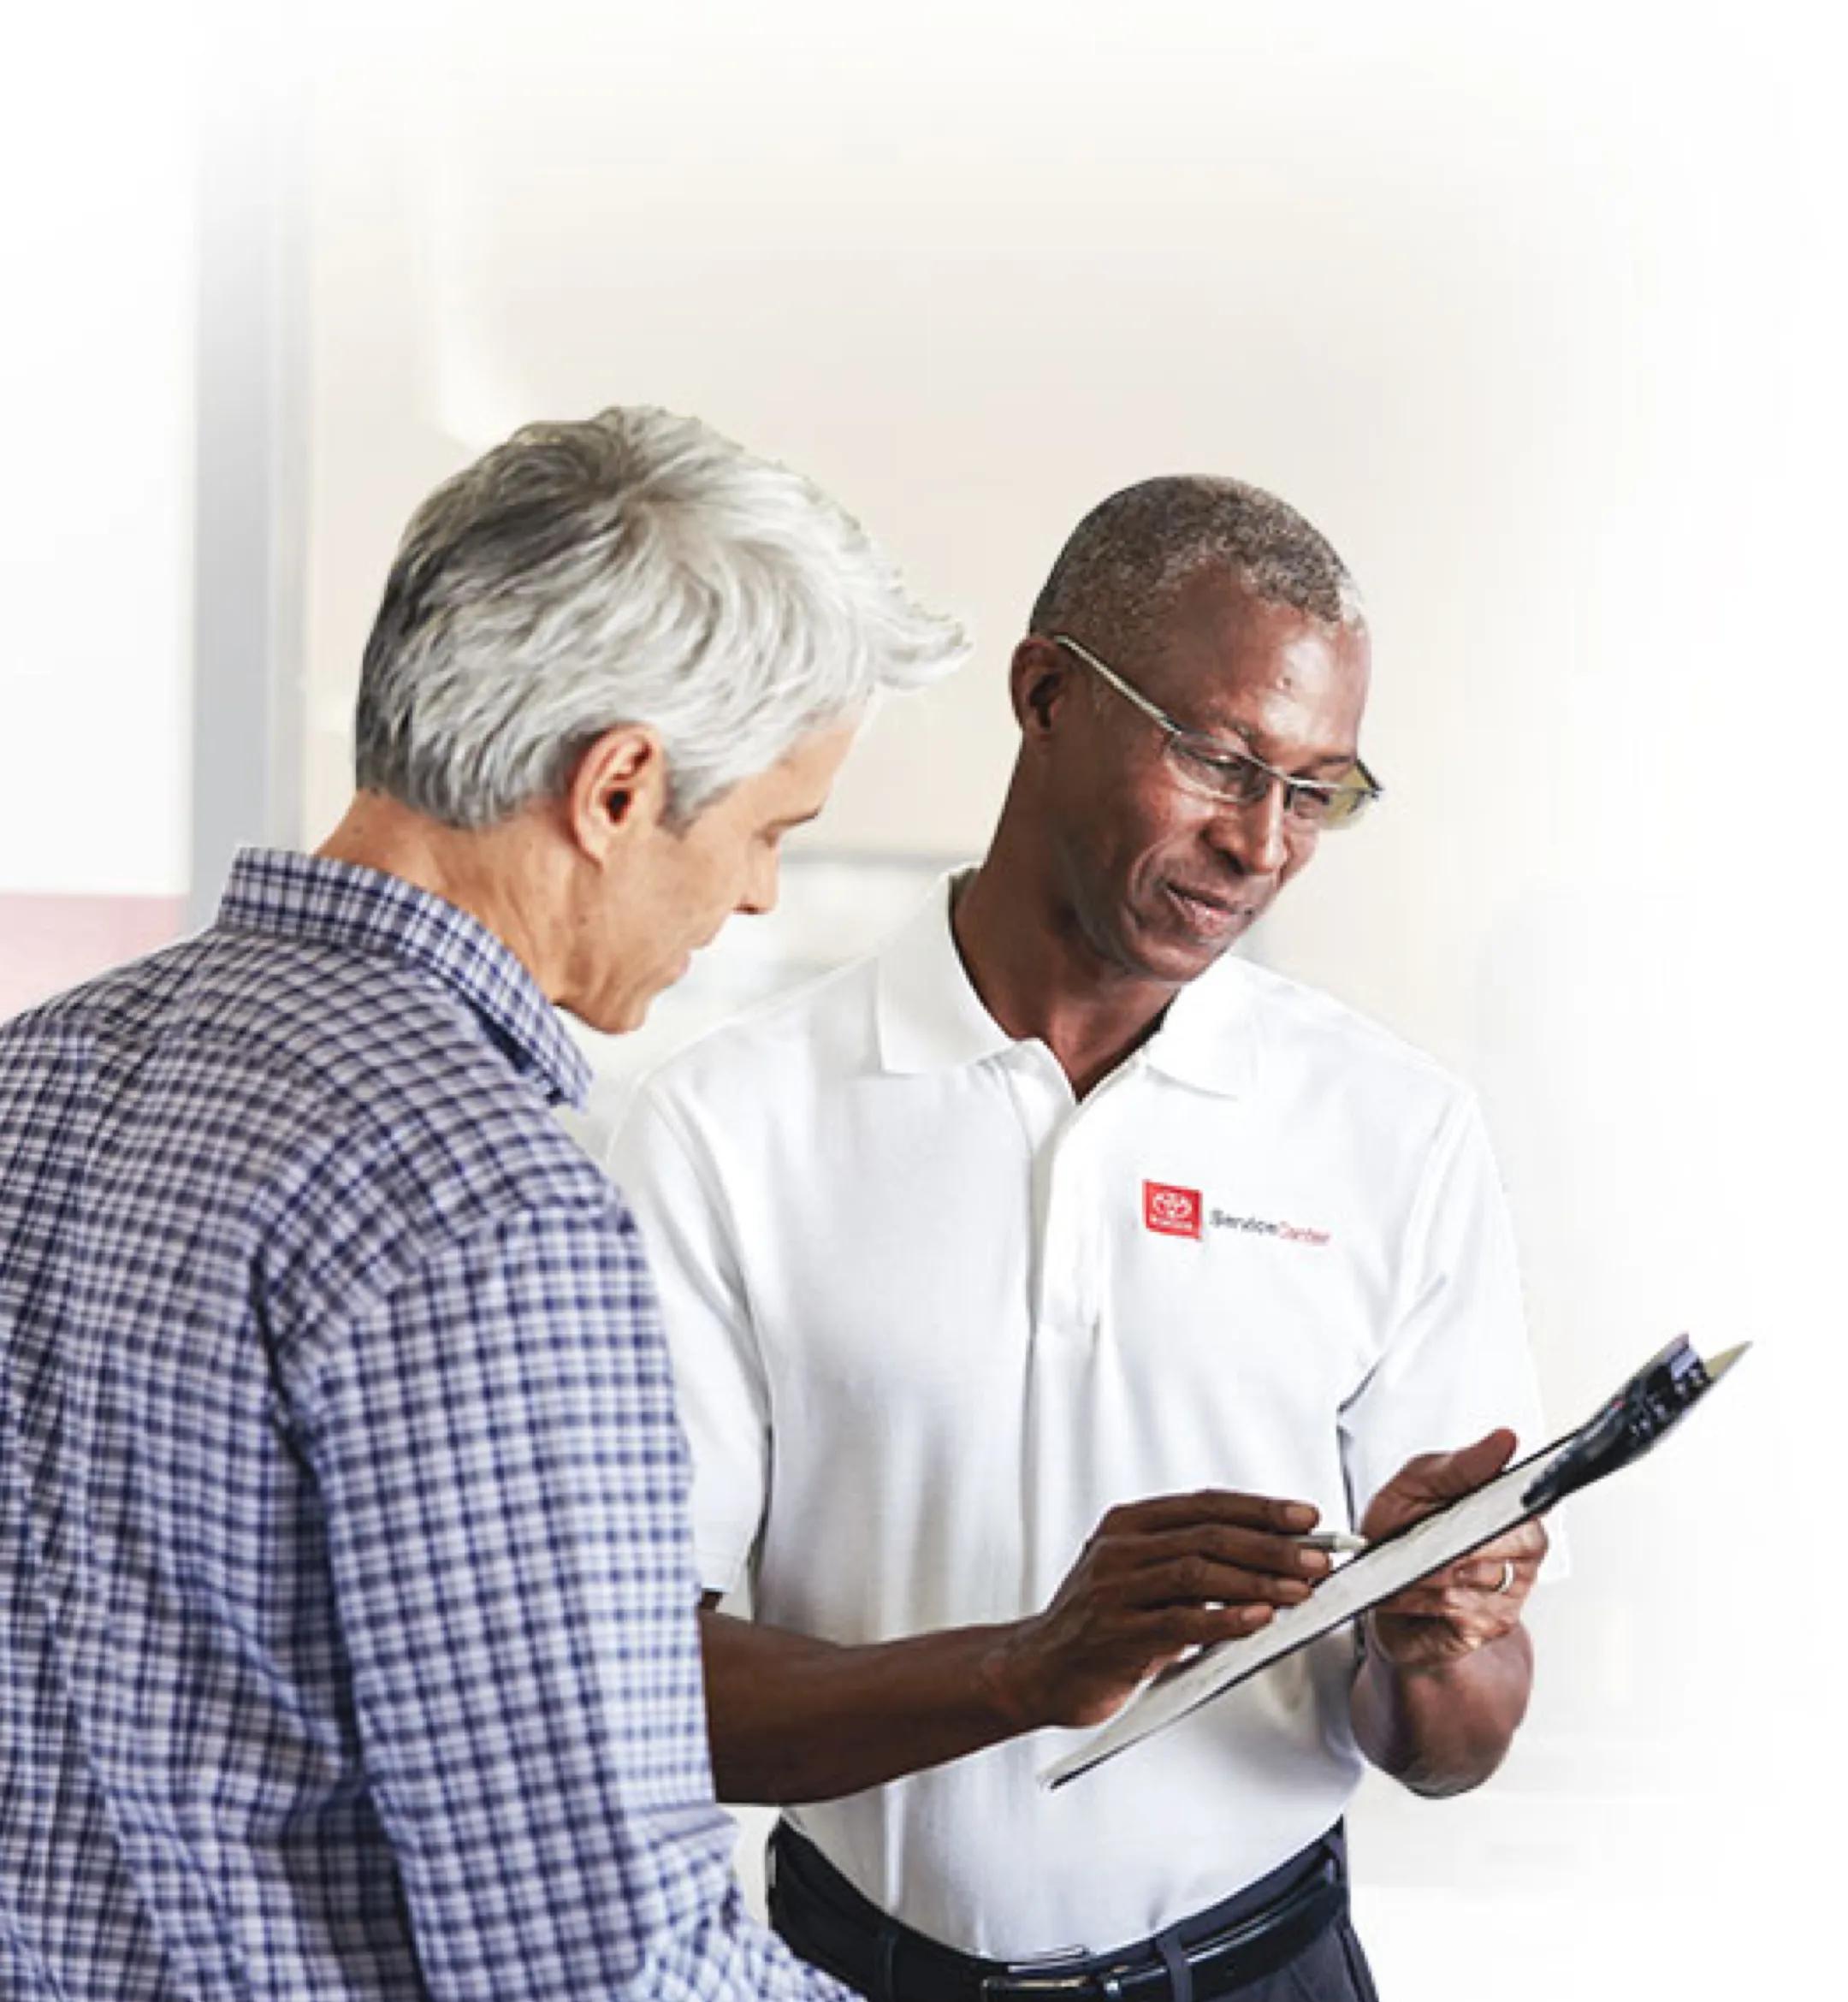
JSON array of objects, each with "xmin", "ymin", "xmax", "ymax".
[{"xmin": 0, "ymin": 894, "xmax": 190, "ymax": 1022}]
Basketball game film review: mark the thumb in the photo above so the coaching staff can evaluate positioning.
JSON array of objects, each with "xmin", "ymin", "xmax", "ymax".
[{"xmin": 1419, "ymin": 1427, "xmax": 1519, "ymax": 1502}]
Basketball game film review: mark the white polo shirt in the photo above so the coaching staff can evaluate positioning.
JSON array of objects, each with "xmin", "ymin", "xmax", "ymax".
[{"xmin": 607, "ymin": 877, "xmax": 1545, "ymax": 1959}]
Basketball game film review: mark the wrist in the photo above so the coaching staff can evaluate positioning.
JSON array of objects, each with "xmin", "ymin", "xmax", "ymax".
[{"xmin": 977, "ymin": 1619, "xmax": 1049, "ymax": 1736}]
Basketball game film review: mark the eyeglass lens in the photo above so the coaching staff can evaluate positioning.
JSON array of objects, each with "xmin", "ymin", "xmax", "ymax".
[{"xmin": 1164, "ymin": 738, "xmax": 1371, "ymax": 826}]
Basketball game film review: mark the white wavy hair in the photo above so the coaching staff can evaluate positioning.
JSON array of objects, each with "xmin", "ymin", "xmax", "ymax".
[{"xmin": 354, "ymin": 406, "xmax": 968, "ymax": 828}]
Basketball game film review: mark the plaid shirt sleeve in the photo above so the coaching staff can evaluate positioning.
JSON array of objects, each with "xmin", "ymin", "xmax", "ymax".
[{"xmin": 288, "ymin": 1188, "xmax": 845, "ymax": 2002}]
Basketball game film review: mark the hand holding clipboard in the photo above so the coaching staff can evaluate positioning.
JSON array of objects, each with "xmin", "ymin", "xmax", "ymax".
[
  {"xmin": 1042, "ymin": 1336, "xmax": 1747, "ymax": 1788},
  {"xmin": 1353, "ymin": 1424, "xmax": 1550, "ymax": 1670}
]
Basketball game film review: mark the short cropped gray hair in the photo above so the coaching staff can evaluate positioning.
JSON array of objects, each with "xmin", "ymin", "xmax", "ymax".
[
  {"xmin": 1028, "ymin": 475, "xmax": 1364, "ymax": 662},
  {"xmin": 355, "ymin": 406, "xmax": 967, "ymax": 828}
]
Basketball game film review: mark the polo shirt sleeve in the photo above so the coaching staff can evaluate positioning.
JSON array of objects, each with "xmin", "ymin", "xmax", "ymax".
[
  {"xmin": 286, "ymin": 1193, "xmax": 844, "ymax": 2002},
  {"xmin": 606, "ymin": 1081, "xmax": 772, "ymax": 1598},
  {"xmin": 1337, "ymin": 1087, "xmax": 1552, "ymax": 1524}
]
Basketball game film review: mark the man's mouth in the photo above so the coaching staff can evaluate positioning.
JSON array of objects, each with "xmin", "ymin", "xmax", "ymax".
[{"xmin": 1163, "ymin": 880, "xmax": 1256, "ymax": 936}]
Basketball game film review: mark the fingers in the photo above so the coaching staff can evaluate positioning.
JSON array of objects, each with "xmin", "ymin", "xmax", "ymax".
[
  {"xmin": 1094, "ymin": 1520, "xmax": 1333, "ymax": 1592},
  {"xmin": 1019, "ymin": 1488, "xmax": 1348, "ymax": 1727},
  {"xmin": 1115, "ymin": 1552, "xmax": 1318, "ymax": 1611},
  {"xmin": 1099, "ymin": 1490, "xmax": 1321, "ymax": 1537},
  {"xmin": 1017, "ymin": 1528, "xmax": 1301, "ymax": 1726},
  {"xmin": 1372, "ymin": 1518, "xmax": 1547, "ymax": 1642},
  {"xmin": 1139, "ymin": 1600, "xmax": 1279, "ymax": 1651},
  {"xmin": 1410, "ymin": 1429, "xmax": 1519, "ymax": 1502},
  {"xmin": 1380, "ymin": 1568, "xmax": 1528, "ymax": 1621},
  {"xmin": 1450, "ymin": 1520, "xmax": 1548, "ymax": 1594},
  {"xmin": 1128, "ymin": 1591, "xmax": 1291, "ymax": 1662},
  {"xmin": 1081, "ymin": 1501, "xmax": 1338, "ymax": 1616},
  {"xmin": 1073, "ymin": 1602, "xmax": 1284, "ymax": 1704},
  {"xmin": 1363, "ymin": 1607, "xmax": 1503, "ymax": 1668},
  {"xmin": 1361, "ymin": 1429, "xmax": 1524, "ymax": 1540}
]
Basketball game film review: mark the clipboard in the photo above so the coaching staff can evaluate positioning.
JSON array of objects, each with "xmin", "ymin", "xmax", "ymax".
[{"xmin": 1041, "ymin": 1335, "xmax": 1747, "ymax": 1790}]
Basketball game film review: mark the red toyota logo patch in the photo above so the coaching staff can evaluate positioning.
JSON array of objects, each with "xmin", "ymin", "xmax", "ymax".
[{"xmin": 1143, "ymin": 1181, "xmax": 1203, "ymax": 1240}]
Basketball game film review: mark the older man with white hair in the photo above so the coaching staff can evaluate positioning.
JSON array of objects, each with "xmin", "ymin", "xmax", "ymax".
[{"xmin": 0, "ymin": 407, "xmax": 963, "ymax": 2002}]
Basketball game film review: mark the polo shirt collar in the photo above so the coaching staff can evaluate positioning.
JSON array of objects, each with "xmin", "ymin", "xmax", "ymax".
[
  {"xmin": 874, "ymin": 874, "xmax": 1016, "ymax": 1075},
  {"xmin": 1141, "ymin": 948, "xmax": 1259, "ymax": 1099},
  {"xmin": 216, "ymin": 846, "xmax": 594, "ymax": 1111},
  {"xmin": 874, "ymin": 870, "xmax": 1257, "ymax": 1098}
]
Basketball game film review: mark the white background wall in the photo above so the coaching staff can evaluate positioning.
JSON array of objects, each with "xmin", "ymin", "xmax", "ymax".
[
  {"xmin": 0, "ymin": 13, "xmax": 197, "ymax": 901},
  {"xmin": 7, "ymin": 3, "xmax": 1845, "ymax": 1994}
]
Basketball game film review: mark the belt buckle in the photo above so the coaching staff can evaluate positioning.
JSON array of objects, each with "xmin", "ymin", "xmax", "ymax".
[
  {"xmin": 983, "ymin": 1946, "xmax": 1105, "ymax": 2001},
  {"xmin": 980, "ymin": 1974, "xmax": 1103, "ymax": 2001}
]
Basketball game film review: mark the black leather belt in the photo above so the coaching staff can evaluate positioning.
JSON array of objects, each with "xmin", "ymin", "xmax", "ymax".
[{"xmin": 767, "ymin": 1820, "xmax": 1349, "ymax": 2002}]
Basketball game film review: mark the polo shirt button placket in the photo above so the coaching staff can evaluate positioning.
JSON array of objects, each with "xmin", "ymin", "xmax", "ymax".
[
  {"xmin": 1039, "ymin": 1105, "xmax": 1108, "ymax": 1350},
  {"xmin": 999, "ymin": 1045, "xmax": 1082, "ymax": 1342}
]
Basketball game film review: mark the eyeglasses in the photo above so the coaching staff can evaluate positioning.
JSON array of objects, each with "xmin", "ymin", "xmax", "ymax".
[{"xmin": 1048, "ymin": 632, "xmax": 1383, "ymax": 831}]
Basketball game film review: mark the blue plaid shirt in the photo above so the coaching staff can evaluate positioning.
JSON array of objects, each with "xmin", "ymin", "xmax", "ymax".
[{"xmin": 0, "ymin": 849, "xmax": 843, "ymax": 2002}]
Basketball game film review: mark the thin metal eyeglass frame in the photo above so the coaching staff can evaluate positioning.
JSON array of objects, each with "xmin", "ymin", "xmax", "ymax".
[{"xmin": 1046, "ymin": 631, "xmax": 1382, "ymax": 827}]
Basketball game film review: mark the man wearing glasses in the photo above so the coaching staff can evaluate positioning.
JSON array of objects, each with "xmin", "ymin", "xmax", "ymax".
[{"xmin": 609, "ymin": 477, "xmax": 1549, "ymax": 2002}]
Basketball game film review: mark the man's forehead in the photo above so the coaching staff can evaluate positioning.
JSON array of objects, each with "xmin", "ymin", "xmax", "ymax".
[{"xmin": 1146, "ymin": 572, "xmax": 1371, "ymax": 718}]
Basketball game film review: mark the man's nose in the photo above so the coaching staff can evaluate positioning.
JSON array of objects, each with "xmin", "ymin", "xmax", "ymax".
[
  {"xmin": 1206, "ymin": 780, "xmax": 1291, "ymax": 877},
  {"xmin": 737, "ymin": 844, "xmax": 780, "ymax": 917}
]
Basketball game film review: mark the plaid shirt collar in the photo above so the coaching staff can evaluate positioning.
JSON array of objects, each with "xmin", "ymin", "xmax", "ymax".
[{"xmin": 216, "ymin": 847, "xmax": 593, "ymax": 1111}]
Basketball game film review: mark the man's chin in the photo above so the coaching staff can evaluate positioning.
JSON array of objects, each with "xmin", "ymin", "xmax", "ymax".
[
  {"xmin": 566, "ymin": 988, "xmax": 655, "ymax": 1038},
  {"xmin": 1130, "ymin": 901, "xmax": 1259, "ymax": 980},
  {"xmin": 1146, "ymin": 936, "xmax": 1241, "ymax": 986},
  {"xmin": 569, "ymin": 950, "xmax": 698, "ymax": 1036},
  {"xmin": 1095, "ymin": 922, "xmax": 1241, "ymax": 992}
]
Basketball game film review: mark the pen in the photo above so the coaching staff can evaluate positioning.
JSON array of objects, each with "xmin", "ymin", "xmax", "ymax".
[{"xmin": 1294, "ymin": 1531, "xmax": 1367, "ymax": 1555}]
